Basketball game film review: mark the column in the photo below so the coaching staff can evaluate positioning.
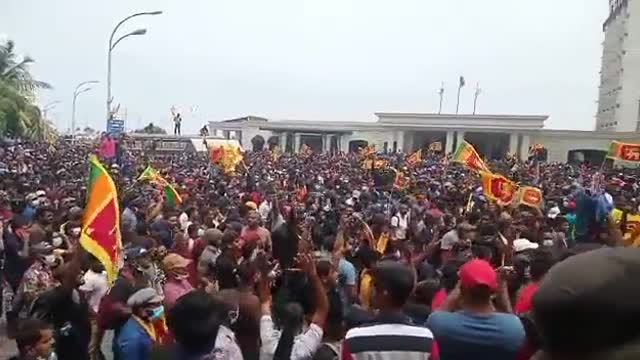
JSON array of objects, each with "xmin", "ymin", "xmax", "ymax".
[
  {"xmin": 294, "ymin": 133, "xmax": 301, "ymax": 153},
  {"xmin": 455, "ymin": 131, "xmax": 466, "ymax": 148},
  {"xmin": 519, "ymin": 134, "xmax": 530, "ymax": 161},
  {"xmin": 339, "ymin": 135, "xmax": 349, "ymax": 153},
  {"xmin": 445, "ymin": 131, "xmax": 455, "ymax": 154},
  {"xmin": 322, "ymin": 134, "xmax": 329, "ymax": 153},
  {"xmin": 326, "ymin": 134, "xmax": 334, "ymax": 153},
  {"xmin": 278, "ymin": 132, "xmax": 286, "ymax": 152},
  {"xmin": 509, "ymin": 133, "xmax": 519, "ymax": 156}
]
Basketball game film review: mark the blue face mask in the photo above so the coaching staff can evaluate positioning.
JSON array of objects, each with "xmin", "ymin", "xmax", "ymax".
[{"xmin": 147, "ymin": 305, "xmax": 164, "ymax": 321}]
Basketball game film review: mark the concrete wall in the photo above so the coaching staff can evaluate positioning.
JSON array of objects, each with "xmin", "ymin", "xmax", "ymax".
[{"xmin": 340, "ymin": 130, "xmax": 399, "ymax": 152}]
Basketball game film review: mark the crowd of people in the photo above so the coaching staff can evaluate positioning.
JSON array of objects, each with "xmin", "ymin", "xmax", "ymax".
[{"xmin": 1, "ymin": 133, "xmax": 640, "ymax": 360}]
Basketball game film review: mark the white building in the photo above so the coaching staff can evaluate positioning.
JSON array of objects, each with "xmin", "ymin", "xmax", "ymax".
[
  {"xmin": 596, "ymin": 0, "xmax": 640, "ymax": 132},
  {"xmin": 209, "ymin": 113, "xmax": 640, "ymax": 164}
]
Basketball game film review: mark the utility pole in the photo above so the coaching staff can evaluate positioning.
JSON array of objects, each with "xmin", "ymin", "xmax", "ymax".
[{"xmin": 438, "ymin": 82, "xmax": 444, "ymax": 114}]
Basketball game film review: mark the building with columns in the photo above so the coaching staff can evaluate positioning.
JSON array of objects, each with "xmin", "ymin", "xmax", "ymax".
[{"xmin": 209, "ymin": 113, "xmax": 640, "ymax": 164}]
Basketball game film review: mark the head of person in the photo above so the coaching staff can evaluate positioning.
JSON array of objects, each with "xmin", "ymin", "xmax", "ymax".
[
  {"xmin": 458, "ymin": 259, "xmax": 497, "ymax": 307},
  {"xmin": 398, "ymin": 204, "xmax": 408, "ymax": 216},
  {"xmin": 187, "ymin": 223, "xmax": 200, "ymax": 240},
  {"xmin": 10, "ymin": 214, "xmax": 30, "ymax": 239},
  {"xmin": 316, "ymin": 259, "xmax": 337, "ymax": 288},
  {"xmin": 31, "ymin": 242, "xmax": 58, "ymax": 268},
  {"xmin": 203, "ymin": 228, "xmax": 223, "ymax": 247},
  {"xmin": 15, "ymin": 319, "xmax": 55, "ymax": 360},
  {"xmin": 125, "ymin": 246, "xmax": 152, "ymax": 273},
  {"xmin": 371, "ymin": 260, "xmax": 416, "ymax": 311},
  {"xmin": 127, "ymin": 288, "xmax": 165, "ymax": 322},
  {"xmin": 35, "ymin": 206, "xmax": 54, "ymax": 226},
  {"xmin": 529, "ymin": 248, "xmax": 556, "ymax": 283},
  {"xmin": 168, "ymin": 290, "xmax": 228, "ymax": 356},
  {"xmin": 162, "ymin": 253, "xmax": 191, "ymax": 281},
  {"xmin": 246, "ymin": 210, "xmax": 259, "ymax": 229}
]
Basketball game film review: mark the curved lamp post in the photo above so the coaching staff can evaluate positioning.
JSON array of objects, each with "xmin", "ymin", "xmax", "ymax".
[
  {"xmin": 106, "ymin": 11, "xmax": 162, "ymax": 122},
  {"xmin": 72, "ymin": 80, "xmax": 99, "ymax": 138}
]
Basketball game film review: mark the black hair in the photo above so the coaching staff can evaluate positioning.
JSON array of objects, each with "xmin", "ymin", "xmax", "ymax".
[
  {"xmin": 530, "ymin": 248, "xmax": 556, "ymax": 282},
  {"xmin": 34, "ymin": 206, "xmax": 53, "ymax": 221},
  {"xmin": 187, "ymin": 223, "xmax": 199, "ymax": 238},
  {"xmin": 168, "ymin": 290, "xmax": 225, "ymax": 355},
  {"xmin": 413, "ymin": 279, "xmax": 441, "ymax": 305},
  {"xmin": 10, "ymin": 214, "xmax": 29, "ymax": 229},
  {"xmin": 372, "ymin": 260, "xmax": 415, "ymax": 308},
  {"xmin": 273, "ymin": 302, "xmax": 304, "ymax": 360},
  {"xmin": 15, "ymin": 319, "xmax": 51, "ymax": 352},
  {"xmin": 441, "ymin": 259, "xmax": 464, "ymax": 292},
  {"xmin": 236, "ymin": 261, "xmax": 257, "ymax": 286},
  {"xmin": 471, "ymin": 245, "xmax": 493, "ymax": 262}
]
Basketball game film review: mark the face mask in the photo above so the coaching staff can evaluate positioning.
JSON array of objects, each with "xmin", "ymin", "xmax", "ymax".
[
  {"xmin": 71, "ymin": 227, "xmax": 81, "ymax": 236},
  {"xmin": 228, "ymin": 305, "xmax": 239, "ymax": 325},
  {"xmin": 174, "ymin": 273, "xmax": 189, "ymax": 281},
  {"xmin": 43, "ymin": 255, "xmax": 57, "ymax": 266},
  {"xmin": 147, "ymin": 305, "xmax": 164, "ymax": 321},
  {"xmin": 52, "ymin": 237, "xmax": 63, "ymax": 248}
]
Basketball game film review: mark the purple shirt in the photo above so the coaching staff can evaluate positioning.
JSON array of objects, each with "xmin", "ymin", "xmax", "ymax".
[{"xmin": 163, "ymin": 278, "xmax": 194, "ymax": 310}]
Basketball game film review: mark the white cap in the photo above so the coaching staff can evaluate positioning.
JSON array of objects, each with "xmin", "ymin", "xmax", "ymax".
[
  {"xmin": 35, "ymin": 190, "xmax": 46, "ymax": 197},
  {"xmin": 513, "ymin": 238, "xmax": 539, "ymax": 253}
]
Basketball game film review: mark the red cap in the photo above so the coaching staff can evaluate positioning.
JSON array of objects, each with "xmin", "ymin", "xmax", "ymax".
[{"xmin": 459, "ymin": 259, "xmax": 497, "ymax": 291}]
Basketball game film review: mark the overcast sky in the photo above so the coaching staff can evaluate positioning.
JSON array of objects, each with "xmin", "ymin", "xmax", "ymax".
[{"xmin": 3, "ymin": 0, "xmax": 607, "ymax": 133}]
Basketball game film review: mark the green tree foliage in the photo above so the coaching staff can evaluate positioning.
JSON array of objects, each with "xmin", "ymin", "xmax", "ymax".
[{"xmin": 0, "ymin": 39, "xmax": 55, "ymax": 140}]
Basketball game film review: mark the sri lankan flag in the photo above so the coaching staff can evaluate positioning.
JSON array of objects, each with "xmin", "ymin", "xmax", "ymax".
[
  {"xmin": 406, "ymin": 149, "xmax": 422, "ymax": 166},
  {"xmin": 480, "ymin": 171, "xmax": 517, "ymax": 206},
  {"xmin": 518, "ymin": 186, "xmax": 543, "ymax": 208},
  {"xmin": 138, "ymin": 165, "xmax": 160, "ymax": 182},
  {"xmin": 163, "ymin": 183, "xmax": 182, "ymax": 206},
  {"xmin": 607, "ymin": 141, "xmax": 640, "ymax": 162},
  {"xmin": 452, "ymin": 141, "xmax": 489, "ymax": 172},
  {"xmin": 81, "ymin": 155, "xmax": 122, "ymax": 284}
]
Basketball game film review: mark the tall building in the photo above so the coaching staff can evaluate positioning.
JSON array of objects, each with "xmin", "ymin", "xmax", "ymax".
[{"xmin": 596, "ymin": 0, "xmax": 640, "ymax": 132}]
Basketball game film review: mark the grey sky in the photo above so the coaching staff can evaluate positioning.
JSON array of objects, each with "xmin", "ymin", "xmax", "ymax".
[{"xmin": 3, "ymin": 0, "xmax": 607, "ymax": 133}]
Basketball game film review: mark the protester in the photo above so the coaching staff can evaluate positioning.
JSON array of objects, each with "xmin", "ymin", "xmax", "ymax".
[
  {"xmin": 9, "ymin": 319, "xmax": 56, "ymax": 360},
  {"xmin": 114, "ymin": 287, "xmax": 168, "ymax": 360},
  {"xmin": 3, "ymin": 136, "xmax": 638, "ymax": 360}
]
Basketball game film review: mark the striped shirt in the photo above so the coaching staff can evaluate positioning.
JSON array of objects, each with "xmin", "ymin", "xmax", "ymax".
[{"xmin": 342, "ymin": 313, "xmax": 434, "ymax": 360}]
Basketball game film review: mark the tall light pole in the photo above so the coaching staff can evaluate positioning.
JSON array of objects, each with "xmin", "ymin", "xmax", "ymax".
[
  {"xmin": 40, "ymin": 101, "xmax": 60, "ymax": 141},
  {"xmin": 106, "ymin": 11, "xmax": 163, "ymax": 123},
  {"xmin": 73, "ymin": 80, "xmax": 99, "ymax": 138}
]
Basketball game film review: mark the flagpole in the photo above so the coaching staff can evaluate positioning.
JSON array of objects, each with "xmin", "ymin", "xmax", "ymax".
[
  {"xmin": 438, "ymin": 82, "xmax": 444, "ymax": 114},
  {"xmin": 455, "ymin": 86, "xmax": 462, "ymax": 115},
  {"xmin": 473, "ymin": 83, "xmax": 481, "ymax": 115}
]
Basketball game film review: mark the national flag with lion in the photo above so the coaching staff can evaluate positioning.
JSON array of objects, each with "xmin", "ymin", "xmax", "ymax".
[
  {"xmin": 479, "ymin": 171, "xmax": 517, "ymax": 206},
  {"xmin": 607, "ymin": 141, "xmax": 640, "ymax": 162},
  {"xmin": 406, "ymin": 149, "xmax": 422, "ymax": 166},
  {"xmin": 137, "ymin": 166, "xmax": 183, "ymax": 206},
  {"xmin": 80, "ymin": 155, "xmax": 122, "ymax": 284},
  {"xmin": 452, "ymin": 141, "xmax": 489, "ymax": 172}
]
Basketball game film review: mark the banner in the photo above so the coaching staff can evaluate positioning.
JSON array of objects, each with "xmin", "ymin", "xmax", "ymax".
[
  {"xmin": 452, "ymin": 141, "xmax": 489, "ymax": 172},
  {"xmin": 429, "ymin": 142, "xmax": 442, "ymax": 152},
  {"xmin": 607, "ymin": 141, "xmax": 640, "ymax": 162}
]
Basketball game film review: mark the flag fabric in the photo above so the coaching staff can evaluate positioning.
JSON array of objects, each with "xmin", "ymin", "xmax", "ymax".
[
  {"xmin": 429, "ymin": 142, "xmax": 442, "ymax": 152},
  {"xmin": 211, "ymin": 145, "xmax": 244, "ymax": 174},
  {"xmin": 137, "ymin": 165, "xmax": 160, "ymax": 182},
  {"xmin": 300, "ymin": 144, "xmax": 313, "ymax": 158},
  {"xmin": 479, "ymin": 171, "xmax": 517, "ymax": 206},
  {"xmin": 359, "ymin": 145, "xmax": 376, "ymax": 158},
  {"xmin": 452, "ymin": 141, "xmax": 489, "ymax": 172},
  {"xmin": 392, "ymin": 168, "xmax": 408, "ymax": 190},
  {"xmin": 611, "ymin": 208, "xmax": 640, "ymax": 247},
  {"xmin": 518, "ymin": 186, "xmax": 543, "ymax": 208},
  {"xmin": 406, "ymin": 149, "xmax": 422, "ymax": 166},
  {"xmin": 80, "ymin": 155, "xmax": 122, "ymax": 284},
  {"xmin": 210, "ymin": 146, "xmax": 225, "ymax": 163},
  {"xmin": 607, "ymin": 141, "xmax": 640, "ymax": 161},
  {"xmin": 163, "ymin": 183, "xmax": 182, "ymax": 206},
  {"xmin": 459, "ymin": 76, "xmax": 466, "ymax": 88}
]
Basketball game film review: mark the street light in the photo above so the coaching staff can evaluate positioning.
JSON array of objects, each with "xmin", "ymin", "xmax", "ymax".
[
  {"xmin": 38, "ymin": 101, "xmax": 61, "ymax": 141},
  {"xmin": 72, "ymin": 80, "xmax": 99, "ymax": 138},
  {"xmin": 106, "ymin": 11, "xmax": 163, "ymax": 122}
]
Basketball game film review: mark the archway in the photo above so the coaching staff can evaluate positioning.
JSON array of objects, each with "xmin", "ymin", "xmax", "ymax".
[
  {"xmin": 267, "ymin": 135, "xmax": 280, "ymax": 150},
  {"xmin": 349, "ymin": 140, "xmax": 369, "ymax": 153},
  {"xmin": 567, "ymin": 149, "xmax": 607, "ymax": 165},
  {"xmin": 251, "ymin": 135, "xmax": 265, "ymax": 152}
]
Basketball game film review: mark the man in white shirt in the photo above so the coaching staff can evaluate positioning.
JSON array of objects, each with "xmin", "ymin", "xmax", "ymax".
[
  {"xmin": 79, "ymin": 257, "xmax": 109, "ymax": 360},
  {"xmin": 391, "ymin": 204, "xmax": 410, "ymax": 241}
]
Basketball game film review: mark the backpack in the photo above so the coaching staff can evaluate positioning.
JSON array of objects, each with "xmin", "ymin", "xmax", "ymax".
[{"xmin": 313, "ymin": 343, "xmax": 339, "ymax": 360}]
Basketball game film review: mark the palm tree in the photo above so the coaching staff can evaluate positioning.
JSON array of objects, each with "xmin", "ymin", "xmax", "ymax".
[
  {"xmin": 0, "ymin": 39, "xmax": 54, "ymax": 140},
  {"xmin": 0, "ymin": 40, "xmax": 51, "ymax": 96}
]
